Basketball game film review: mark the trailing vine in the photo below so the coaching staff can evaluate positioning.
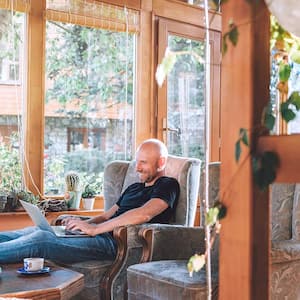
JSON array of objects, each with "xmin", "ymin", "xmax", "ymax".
[{"xmin": 156, "ymin": 0, "xmax": 300, "ymax": 278}]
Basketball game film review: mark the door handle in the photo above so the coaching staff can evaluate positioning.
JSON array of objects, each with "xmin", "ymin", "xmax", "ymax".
[{"xmin": 162, "ymin": 118, "xmax": 181, "ymax": 135}]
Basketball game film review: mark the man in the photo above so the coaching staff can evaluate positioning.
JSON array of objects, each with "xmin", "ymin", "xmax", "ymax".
[{"xmin": 0, "ymin": 139, "xmax": 179, "ymax": 264}]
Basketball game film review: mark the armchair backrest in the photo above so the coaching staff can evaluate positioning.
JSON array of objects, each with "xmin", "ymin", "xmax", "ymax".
[
  {"xmin": 271, "ymin": 183, "xmax": 300, "ymax": 241},
  {"xmin": 103, "ymin": 155, "xmax": 201, "ymax": 226},
  {"xmin": 199, "ymin": 161, "xmax": 221, "ymax": 227}
]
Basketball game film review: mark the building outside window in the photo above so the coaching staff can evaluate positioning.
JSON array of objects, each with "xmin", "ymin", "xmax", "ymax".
[
  {"xmin": 0, "ymin": 5, "xmax": 27, "ymax": 194},
  {"xmin": 44, "ymin": 1, "xmax": 138, "ymax": 195}
]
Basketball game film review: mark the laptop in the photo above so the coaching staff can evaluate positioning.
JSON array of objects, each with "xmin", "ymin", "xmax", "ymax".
[{"xmin": 20, "ymin": 200, "xmax": 89, "ymax": 238}]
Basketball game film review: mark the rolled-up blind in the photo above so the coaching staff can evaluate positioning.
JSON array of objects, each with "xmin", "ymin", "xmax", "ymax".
[
  {"xmin": 0, "ymin": 0, "xmax": 30, "ymax": 12},
  {"xmin": 46, "ymin": 0, "xmax": 139, "ymax": 33}
]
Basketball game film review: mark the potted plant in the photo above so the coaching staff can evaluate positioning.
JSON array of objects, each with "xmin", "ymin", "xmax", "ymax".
[
  {"xmin": 81, "ymin": 184, "xmax": 96, "ymax": 210},
  {"xmin": 4, "ymin": 189, "xmax": 39, "ymax": 212},
  {"xmin": 64, "ymin": 171, "xmax": 81, "ymax": 210}
]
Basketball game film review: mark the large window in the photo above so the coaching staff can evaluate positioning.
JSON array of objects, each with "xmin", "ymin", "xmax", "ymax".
[
  {"xmin": 44, "ymin": 1, "xmax": 137, "ymax": 195},
  {"xmin": 156, "ymin": 19, "xmax": 221, "ymax": 162},
  {"xmin": 166, "ymin": 34, "xmax": 205, "ymax": 159},
  {"xmin": 287, "ymin": 62, "xmax": 300, "ymax": 133},
  {"xmin": 0, "ymin": 5, "xmax": 27, "ymax": 193},
  {"xmin": 0, "ymin": 0, "xmax": 222, "ymax": 199}
]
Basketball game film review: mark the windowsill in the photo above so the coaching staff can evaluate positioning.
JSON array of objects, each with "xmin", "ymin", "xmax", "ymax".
[{"xmin": 0, "ymin": 195, "xmax": 104, "ymax": 215}]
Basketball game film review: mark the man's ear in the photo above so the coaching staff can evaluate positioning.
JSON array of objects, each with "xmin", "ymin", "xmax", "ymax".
[{"xmin": 158, "ymin": 156, "xmax": 166, "ymax": 171}]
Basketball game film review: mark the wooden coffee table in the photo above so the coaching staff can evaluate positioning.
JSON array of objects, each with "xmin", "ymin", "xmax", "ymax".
[{"xmin": 0, "ymin": 262, "xmax": 84, "ymax": 299}]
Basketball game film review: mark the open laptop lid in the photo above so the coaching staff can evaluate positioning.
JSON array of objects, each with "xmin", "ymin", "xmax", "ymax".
[{"xmin": 20, "ymin": 200, "xmax": 55, "ymax": 234}]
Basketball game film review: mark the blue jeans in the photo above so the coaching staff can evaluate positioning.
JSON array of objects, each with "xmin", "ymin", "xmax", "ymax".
[{"xmin": 0, "ymin": 226, "xmax": 117, "ymax": 264}]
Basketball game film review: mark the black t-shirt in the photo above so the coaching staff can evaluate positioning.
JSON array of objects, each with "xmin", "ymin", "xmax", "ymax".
[{"xmin": 110, "ymin": 176, "xmax": 180, "ymax": 224}]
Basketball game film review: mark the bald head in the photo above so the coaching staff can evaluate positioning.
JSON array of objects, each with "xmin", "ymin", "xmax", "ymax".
[
  {"xmin": 137, "ymin": 139, "xmax": 168, "ymax": 159},
  {"xmin": 135, "ymin": 139, "xmax": 168, "ymax": 186}
]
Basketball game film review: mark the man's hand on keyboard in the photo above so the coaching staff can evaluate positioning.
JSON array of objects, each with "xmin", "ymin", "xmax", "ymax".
[{"xmin": 65, "ymin": 218, "xmax": 96, "ymax": 236}]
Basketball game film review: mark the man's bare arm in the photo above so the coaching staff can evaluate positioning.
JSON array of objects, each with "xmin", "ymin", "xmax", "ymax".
[
  {"xmin": 87, "ymin": 204, "xmax": 119, "ymax": 224},
  {"xmin": 62, "ymin": 204, "xmax": 119, "ymax": 226},
  {"xmin": 66, "ymin": 198, "xmax": 168, "ymax": 236}
]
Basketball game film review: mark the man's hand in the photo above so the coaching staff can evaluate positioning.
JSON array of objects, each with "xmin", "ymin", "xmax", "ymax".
[
  {"xmin": 61, "ymin": 216, "xmax": 80, "ymax": 226},
  {"xmin": 65, "ymin": 218, "xmax": 96, "ymax": 236}
]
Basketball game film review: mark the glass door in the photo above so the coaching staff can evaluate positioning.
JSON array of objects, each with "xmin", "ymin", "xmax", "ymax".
[{"xmin": 157, "ymin": 18, "xmax": 221, "ymax": 162}]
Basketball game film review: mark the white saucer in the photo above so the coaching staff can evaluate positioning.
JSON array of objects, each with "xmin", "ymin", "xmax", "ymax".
[{"xmin": 17, "ymin": 266, "xmax": 50, "ymax": 275}]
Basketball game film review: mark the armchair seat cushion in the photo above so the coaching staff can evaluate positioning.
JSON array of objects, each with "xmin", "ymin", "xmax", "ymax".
[
  {"xmin": 272, "ymin": 240, "xmax": 300, "ymax": 264},
  {"xmin": 127, "ymin": 260, "xmax": 218, "ymax": 300}
]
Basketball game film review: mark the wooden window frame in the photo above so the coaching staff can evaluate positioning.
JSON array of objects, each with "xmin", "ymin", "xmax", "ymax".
[{"xmin": 23, "ymin": 0, "xmax": 221, "ymax": 195}]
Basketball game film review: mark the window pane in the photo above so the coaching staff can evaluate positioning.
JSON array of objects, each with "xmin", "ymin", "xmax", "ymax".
[
  {"xmin": 0, "ymin": 9, "xmax": 26, "ymax": 193},
  {"xmin": 167, "ymin": 35, "xmax": 205, "ymax": 161},
  {"xmin": 288, "ymin": 62, "xmax": 300, "ymax": 133},
  {"xmin": 44, "ymin": 22, "xmax": 135, "ymax": 195}
]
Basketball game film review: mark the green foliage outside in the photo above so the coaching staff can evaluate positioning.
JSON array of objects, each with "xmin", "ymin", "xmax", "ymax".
[
  {"xmin": 0, "ymin": 133, "xmax": 22, "ymax": 193},
  {"xmin": 43, "ymin": 21, "xmax": 135, "ymax": 195},
  {"xmin": 44, "ymin": 149, "xmax": 106, "ymax": 195},
  {"xmin": 45, "ymin": 21, "xmax": 134, "ymax": 110},
  {"xmin": 0, "ymin": 11, "xmax": 23, "ymax": 81}
]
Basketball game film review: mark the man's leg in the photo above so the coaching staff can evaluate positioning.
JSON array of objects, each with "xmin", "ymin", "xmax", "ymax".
[
  {"xmin": 0, "ymin": 226, "xmax": 37, "ymax": 243},
  {"xmin": 0, "ymin": 229, "xmax": 117, "ymax": 263}
]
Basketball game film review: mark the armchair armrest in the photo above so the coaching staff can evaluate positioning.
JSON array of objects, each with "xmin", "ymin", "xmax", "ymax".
[
  {"xmin": 100, "ymin": 224, "xmax": 149, "ymax": 300},
  {"xmin": 139, "ymin": 224, "xmax": 206, "ymax": 262}
]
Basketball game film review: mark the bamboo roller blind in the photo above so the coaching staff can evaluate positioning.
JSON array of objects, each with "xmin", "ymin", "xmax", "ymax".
[
  {"xmin": 0, "ymin": 0, "xmax": 30, "ymax": 12},
  {"xmin": 46, "ymin": 0, "xmax": 140, "ymax": 33}
]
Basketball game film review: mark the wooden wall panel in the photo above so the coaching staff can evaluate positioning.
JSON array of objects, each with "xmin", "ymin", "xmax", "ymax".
[
  {"xmin": 153, "ymin": 0, "xmax": 221, "ymax": 31},
  {"xmin": 135, "ymin": 6, "xmax": 155, "ymax": 147},
  {"xmin": 220, "ymin": 1, "xmax": 270, "ymax": 299},
  {"xmin": 25, "ymin": 0, "xmax": 45, "ymax": 195}
]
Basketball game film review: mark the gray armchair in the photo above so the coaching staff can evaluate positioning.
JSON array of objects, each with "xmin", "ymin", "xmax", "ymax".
[
  {"xmin": 127, "ymin": 162, "xmax": 220, "ymax": 300},
  {"xmin": 271, "ymin": 183, "xmax": 300, "ymax": 299},
  {"xmin": 54, "ymin": 155, "xmax": 201, "ymax": 300}
]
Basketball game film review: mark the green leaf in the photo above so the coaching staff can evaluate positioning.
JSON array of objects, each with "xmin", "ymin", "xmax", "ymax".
[
  {"xmin": 235, "ymin": 140, "xmax": 241, "ymax": 162},
  {"xmin": 240, "ymin": 128, "xmax": 249, "ymax": 146},
  {"xmin": 228, "ymin": 24, "xmax": 239, "ymax": 46},
  {"xmin": 156, "ymin": 49, "xmax": 177, "ymax": 87},
  {"xmin": 290, "ymin": 50, "xmax": 300, "ymax": 64},
  {"xmin": 222, "ymin": 21, "xmax": 238, "ymax": 54},
  {"xmin": 161, "ymin": 51, "xmax": 177, "ymax": 76},
  {"xmin": 222, "ymin": 36, "xmax": 228, "ymax": 54},
  {"xmin": 264, "ymin": 112, "xmax": 275, "ymax": 131},
  {"xmin": 289, "ymin": 91, "xmax": 300, "ymax": 110},
  {"xmin": 187, "ymin": 254, "xmax": 206, "ymax": 277},
  {"xmin": 261, "ymin": 151, "xmax": 280, "ymax": 169},
  {"xmin": 253, "ymin": 167, "xmax": 276, "ymax": 191},
  {"xmin": 252, "ymin": 157, "xmax": 259, "ymax": 173},
  {"xmin": 252, "ymin": 152, "xmax": 280, "ymax": 191},
  {"xmin": 206, "ymin": 207, "xmax": 219, "ymax": 226},
  {"xmin": 213, "ymin": 201, "xmax": 227, "ymax": 220},
  {"xmin": 280, "ymin": 101, "xmax": 296, "ymax": 122},
  {"xmin": 278, "ymin": 63, "xmax": 291, "ymax": 82}
]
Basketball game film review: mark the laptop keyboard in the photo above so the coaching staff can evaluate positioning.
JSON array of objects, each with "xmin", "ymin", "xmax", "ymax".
[{"xmin": 65, "ymin": 229, "xmax": 85, "ymax": 235}]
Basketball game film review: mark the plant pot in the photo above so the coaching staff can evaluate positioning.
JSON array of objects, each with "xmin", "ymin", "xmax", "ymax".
[
  {"xmin": 68, "ymin": 191, "xmax": 82, "ymax": 210},
  {"xmin": 82, "ymin": 197, "xmax": 95, "ymax": 210},
  {"xmin": 5, "ymin": 194, "xmax": 19, "ymax": 211},
  {"xmin": 0, "ymin": 195, "xmax": 7, "ymax": 212}
]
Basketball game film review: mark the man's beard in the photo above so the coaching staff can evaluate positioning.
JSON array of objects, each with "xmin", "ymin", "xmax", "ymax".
[{"xmin": 139, "ymin": 173, "xmax": 156, "ymax": 183}]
